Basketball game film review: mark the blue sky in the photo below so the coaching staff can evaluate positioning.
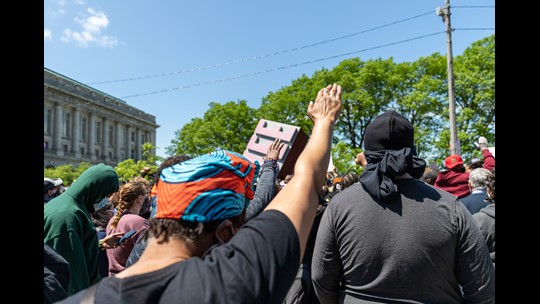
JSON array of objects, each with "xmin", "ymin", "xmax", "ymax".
[{"xmin": 44, "ymin": 0, "xmax": 495, "ymax": 158}]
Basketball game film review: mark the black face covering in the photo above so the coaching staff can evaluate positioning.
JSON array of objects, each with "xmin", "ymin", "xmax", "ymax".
[
  {"xmin": 139, "ymin": 196, "xmax": 152, "ymax": 219},
  {"xmin": 359, "ymin": 148, "xmax": 426, "ymax": 203}
]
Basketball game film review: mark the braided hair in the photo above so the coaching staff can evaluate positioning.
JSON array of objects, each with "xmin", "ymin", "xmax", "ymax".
[{"xmin": 109, "ymin": 181, "xmax": 148, "ymax": 230}]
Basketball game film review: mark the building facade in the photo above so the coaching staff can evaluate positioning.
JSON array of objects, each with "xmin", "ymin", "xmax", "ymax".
[{"xmin": 44, "ymin": 68, "xmax": 159, "ymax": 168}]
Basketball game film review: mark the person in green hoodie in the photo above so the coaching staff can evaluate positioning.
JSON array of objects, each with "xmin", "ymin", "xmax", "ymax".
[{"xmin": 44, "ymin": 163, "xmax": 124, "ymax": 296}]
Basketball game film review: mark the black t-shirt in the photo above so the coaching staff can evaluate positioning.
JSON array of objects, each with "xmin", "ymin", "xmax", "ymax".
[{"xmin": 59, "ymin": 210, "xmax": 300, "ymax": 304}]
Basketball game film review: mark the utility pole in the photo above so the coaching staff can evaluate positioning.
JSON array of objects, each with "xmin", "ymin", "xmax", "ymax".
[{"xmin": 437, "ymin": 0, "xmax": 459, "ymax": 155}]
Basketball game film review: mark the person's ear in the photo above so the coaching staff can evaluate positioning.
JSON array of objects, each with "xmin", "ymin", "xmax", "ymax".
[{"xmin": 215, "ymin": 220, "xmax": 235, "ymax": 244}]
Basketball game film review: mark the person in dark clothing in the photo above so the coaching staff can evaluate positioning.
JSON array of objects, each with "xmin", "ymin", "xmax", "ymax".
[
  {"xmin": 44, "ymin": 243, "xmax": 70, "ymax": 304},
  {"xmin": 460, "ymin": 168, "xmax": 492, "ymax": 214},
  {"xmin": 56, "ymin": 83, "xmax": 342, "ymax": 304},
  {"xmin": 312, "ymin": 110, "xmax": 495, "ymax": 304},
  {"xmin": 473, "ymin": 168, "xmax": 495, "ymax": 264},
  {"xmin": 283, "ymin": 202, "xmax": 326, "ymax": 304},
  {"xmin": 44, "ymin": 178, "xmax": 58, "ymax": 204}
]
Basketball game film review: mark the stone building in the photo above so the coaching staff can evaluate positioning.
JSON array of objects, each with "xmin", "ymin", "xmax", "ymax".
[{"xmin": 44, "ymin": 67, "xmax": 159, "ymax": 168}]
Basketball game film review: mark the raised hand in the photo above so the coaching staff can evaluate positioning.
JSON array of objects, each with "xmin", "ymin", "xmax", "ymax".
[
  {"xmin": 307, "ymin": 83, "xmax": 342, "ymax": 124},
  {"xmin": 264, "ymin": 138, "xmax": 285, "ymax": 161}
]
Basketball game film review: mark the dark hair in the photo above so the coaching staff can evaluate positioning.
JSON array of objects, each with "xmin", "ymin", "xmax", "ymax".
[
  {"xmin": 153, "ymin": 154, "xmax": 193, "ymax": 184},
  {"xmin": 91, "ymin": 203, "xmax": 114, "ymax": 229},
  {"xmin": 342, "ymin": 172, "xmax": 359, "ymax": 189},
  {"xmin": 146, "ymin": 210, "xmax": 245, "ymax": 243}
]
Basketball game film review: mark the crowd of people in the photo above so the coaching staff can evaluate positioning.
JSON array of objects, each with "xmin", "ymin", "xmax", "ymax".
[{"xmin": 44, "ymin": 83, "xmax": 495, "ymax": 303}]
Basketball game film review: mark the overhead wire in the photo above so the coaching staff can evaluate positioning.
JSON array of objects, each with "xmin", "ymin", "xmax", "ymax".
[
  {"xmin": 120, "ymin": 31, "xmax": 447, "ymax": 99},
  {"xmin": 88, "ymin": 10, "xmax": 434, "ymax": 85}
]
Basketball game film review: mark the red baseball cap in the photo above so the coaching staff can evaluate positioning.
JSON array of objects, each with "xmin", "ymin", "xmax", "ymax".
[{"xmin": 445, "ymin": 154, "xmax": 464, "ymax": 169}]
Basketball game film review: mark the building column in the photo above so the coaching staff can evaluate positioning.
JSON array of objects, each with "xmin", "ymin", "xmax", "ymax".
[
  {"xmin": 103, "ymin": 118, "xmax": 110, "ymax": 161},
  {"xmin": 72, "ymin": 108, "xmax": 80, "ymax": 156},
  {"xmin": 89, "ymin": 112, "xmax": 96, "ymax": 160},
  {"xmin": 151, "ymin": 130, "xmax": 157, "ymax": 155},
  {"xmin": 54, "ymin": 103, "xmax": 64, "ymax": 157},
  {"xmin": 125, "ymin": 125, "xmax": 132, "ymax": 159},
  {"xmin": 136, "ymin": 128, "xmax": 142, "ymax": 161},
  {"xmin": 115, "ymin": 121, "xmax": 122, "ymax": 161}
]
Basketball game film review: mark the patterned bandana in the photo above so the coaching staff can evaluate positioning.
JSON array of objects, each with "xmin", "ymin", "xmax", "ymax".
[{"xmin": 156, "ymin": 150, "xmax": 259, "ymax": 222}]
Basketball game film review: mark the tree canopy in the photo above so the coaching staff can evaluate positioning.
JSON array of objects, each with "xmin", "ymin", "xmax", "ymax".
[{"xmin": 165, "ymin": 35, "xmax": 495, "ymax": 173}]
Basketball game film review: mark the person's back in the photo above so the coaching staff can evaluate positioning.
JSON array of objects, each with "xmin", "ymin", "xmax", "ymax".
[
  {"xmin": 434, "ymin": 155, "xmax": 471, "ymax": 198},
  {"xmin": 311, "ymin": 110, "xmax": 495, "ymax": 304},
  {"xmin": 315, "ymin": 179, "xmax": 493, "ymax": 303}
]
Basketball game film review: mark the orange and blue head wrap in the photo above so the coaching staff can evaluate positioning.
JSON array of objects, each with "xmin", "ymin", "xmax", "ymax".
[{"xmin": 155, "ymin": 150, "xmax": 259, "ymax": 222}]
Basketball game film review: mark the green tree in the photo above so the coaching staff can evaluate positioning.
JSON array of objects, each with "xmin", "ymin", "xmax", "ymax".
[
  {"xmin": 257, "ymin": 75, "xmax": 321, "ymax": 135},
  {"xmin": 327, "ymin": 58, "xmax": 397, "ymax": 149},
  {"xmin": 114, "ymin": 142, "xmax": 159, "ymax": 183},
  {"xmin": 167, "ymin": 100, "xmax": 258, "ymax": 156},
  {"xmin": 392, "ymin": 53, "xmax": 448, "ymax": 160},
  {"xmin": 434, "ymin": 34, "xmax": 495, "ymax": 162},
  {"xmin": 331, "ymin": 141, "xmax": 363, "ymax": 176},
  {"xmin": 44, "ymin": 162, "xmax": 92, "ymax": 186},
  {"xmin": 142, "ymin": 142, "xmax": 162, "ymax": 164},
  {"xmin": 454, "ymin": 34, "xmax": 495, "ymax": 160},
  {"xmin": 166, "ymin": 36, "xmax": 494, "ymax": 168}
]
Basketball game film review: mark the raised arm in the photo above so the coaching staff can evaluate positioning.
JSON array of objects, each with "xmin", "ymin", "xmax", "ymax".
[
  {"xmin": 477, "ymin": 137, "xmax": 495, "ymax": 171},
  {"xmin": 265, "ymin": 84, "xmax": 342, "ymax": 260},
  {"xmin": 246, "ymin": 138, "xmax": 284, "ymax": 221}
]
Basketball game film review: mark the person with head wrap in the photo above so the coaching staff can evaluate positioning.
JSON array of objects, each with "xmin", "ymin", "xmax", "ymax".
[
  {"xmin": 44, "ymin": 163, "xmax": 125, "ymax": 297},
  {"xmin": 311, "ymin": 110, "xmax": 495, "ymax": 304},
  {"xmin": 125, "ymin": 139, "xmax": 285, "ymax": 268},
  {"xmin": 56, "ymin": 83, "xmax": 342, "ymax": 304}
]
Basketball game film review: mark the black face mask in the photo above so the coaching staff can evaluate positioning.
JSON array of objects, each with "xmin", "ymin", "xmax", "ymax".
[{"xmin": 139, "ymin": 196, "xmax": 152, "ymax": 219}]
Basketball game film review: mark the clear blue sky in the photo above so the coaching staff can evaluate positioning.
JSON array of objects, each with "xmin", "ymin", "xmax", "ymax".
[{"xmin": 44, "ymin": 0, "xmax": 494, "ymax": 158}]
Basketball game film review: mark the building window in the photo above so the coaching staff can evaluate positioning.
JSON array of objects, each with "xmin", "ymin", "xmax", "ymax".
[
  {"xmin": 80, "ymin": 117, "xmax": 87, "ymax": 141},
  {"xmin": 62, "ymin": 111, "xmax": 71, "ymax": 138},
  {"xmin": 44, "ymin": 141, "xmax": 49, "ymax": 150},
  {"xmin": 95, "ymin": 122, "xmax": 101, "ymax": 144},
  {"xmin": 63, "ymin": 145, "xmax": 68, "ymax": 152},
  {"xmin": 80, "ymin": 147, "xmax": 85, "ymax": 155},
  {"xmin": 131, "ymin": 149, "xmax": 135, "ymax": 159},
  {"xmin": 109, "ymin": 125, "xmax": 114, "ymax": 146},
  {"xmin": 44, "ymin": 107, "xmax": 52, "ymax": 134},
  {"xmin": 95, "ymin": 149, "xmax": 100, "ymax": 157},
  {"xmin": 108, "ymin": 151, "xmax": 112, "ymax": 159},
  {"xmin": 131, "ymin": 131, "xmax": 135, "ymax": 142}
]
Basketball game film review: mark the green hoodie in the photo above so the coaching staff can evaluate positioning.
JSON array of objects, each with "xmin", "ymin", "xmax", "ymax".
[{"xmin": 44, "ymin": 163, "xmax": 119, "ymax": 295}]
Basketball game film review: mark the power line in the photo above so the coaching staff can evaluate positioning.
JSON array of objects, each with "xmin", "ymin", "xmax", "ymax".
[
  {"xmin": 89, "ymin": 10, "xmax": 434, "ymax": 85},
  {"xmin": 455, "ymin": 27, "xmax": 495, "ymax": 31},
  {"xmin": 120, "ymin": 31, "xmax": 446, "ymax": 99},
  {"xmin": 453, "ymin": 6, "xmax": 495, "ymax": 8}
]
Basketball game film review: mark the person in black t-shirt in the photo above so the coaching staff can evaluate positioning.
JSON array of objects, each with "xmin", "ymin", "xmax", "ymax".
[{"xmin": 57, "ymin": 84, "xmax": 342, "ymax": 304}]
